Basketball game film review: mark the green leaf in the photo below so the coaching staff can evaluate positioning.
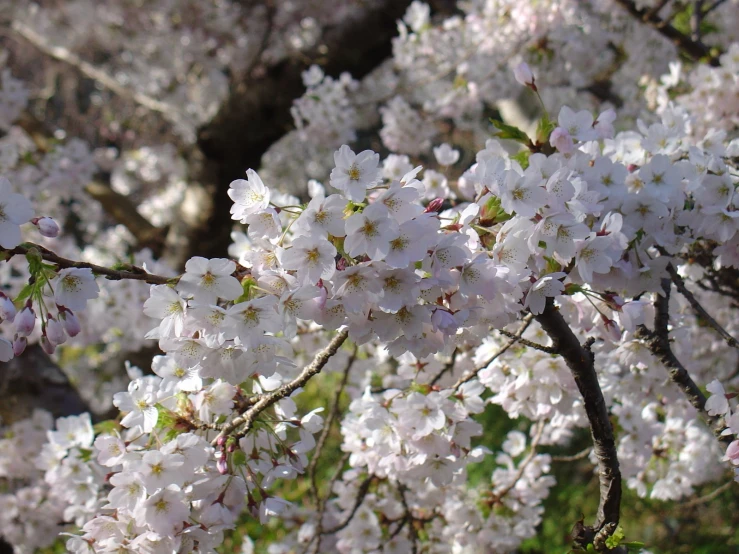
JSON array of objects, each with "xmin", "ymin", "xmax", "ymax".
[
  {"xmin": 605, "ymin": 525, "xmax": 625, "ymax": 549},
  {"xmin": 93, "ymin": 419, "xmax": 120, "ymax": 435},
  {"xmin": 490, "ymin": 119, "xmax": 531, "ymax": 145},
  {"xmin": 625, "ymin": 542, "xmax": 646, "ymax": 553},
  {"xmin": 511, "ymin": 149, "xmax": 531, "ymax": 170},
  {"xmin": 232, "ymin": 450, "xmax": 247, "ymax": 467},
  {"xmin": 14, "ymin": 282, "xmax": 35, "ymax": 306},
  {"xmin": 536, "ymin": 112, "xmax": 557, "ymax": 144},
  {"xmin": 235, "ymin": 277, "xmax": 257, "ymax": 303}
]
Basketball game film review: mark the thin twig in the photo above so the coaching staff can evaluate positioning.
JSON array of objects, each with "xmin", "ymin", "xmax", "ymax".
[
  {"xmin": 3, "ymin": 242, "xmax": 175, "ymax": 285},
  {"xmin": 321, "ymin": 474, "xmax": 374, "ymax": 535},
  {"xmin": 681, "ymin": 479, "xmax": 734, "ymax": 507},
  {"xmin": 308, "ymin": 345, "xmax": 358, "ymax": 503},
  {"xmin": 211, "ymin": 329, "xmax": 350, "ymax": 446},
  {"xmin": 10, "ymin": 20, "xmax": 189, "ymax": 128},
  {"xmin": 660, "ymin": 257, "xmax": 739, "ymax": 350},
  {"xmin": 492, "ymin": 420, "xmax": 546, "ymax": 501},
  {"xmin": 498, "ymin": 329, "xmax": 557, "ymax": 354},
  {"xmin": 453, "ymin": 315, "xmax": 534, "ymax": 390},
  {"xmin": 552, "ymin": 447, "xmax": 593, "ymax": 463},
  {"xmin": 703, "ymin": 0, "xmax": 728, "ymax": 16},
  {"xmin": 429, "ymin": 348, "xmax": 458, "ymax": 386}
]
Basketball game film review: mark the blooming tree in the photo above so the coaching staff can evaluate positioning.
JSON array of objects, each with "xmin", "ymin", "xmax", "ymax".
[{"xmin": 0, "ymin": 1, "xmax": 739, "ymax": 553}]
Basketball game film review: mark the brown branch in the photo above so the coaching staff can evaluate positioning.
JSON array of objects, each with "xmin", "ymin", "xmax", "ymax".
[
  {"xmin": 9, "ymin": 20, "xmax": 189, "ymax": 128},
  {"xmin": 613, "ymin": 0, "xmax": 720, "ymax": 66},
  {"xmin": 84, "ymin": 181, "xmax": 166, "ymax": 254},
  {"xmin": 308, "ymin": 345, "xmax": 358, "ymax": 503},
  {"xmin": 552, "ymin": 446, "xmax": 593, "ymax": 463},
  {"xmin": 661, "ymin": 257, "xmax": 739, "ymax": 349},
  {"xmin": 681, "ymin": 479, "xmax": 734, "ymax": 507},
  {"xmin": 453, "ymin": 315, "xmax": 534, "ymax": 390},
  {"xmin": 636, "ymin": 279, "xmax": 732, "ymax": 445},
  {"xmin": 3, "ymin": 242, "xmax": 175, "ymax": 285},
  {"xmin": 491, "ymin": 420, "xmax": 546, "ymax": 501},
  {"xmin": 498, "ymin": 329, "xmax": 557, "ymax": 354},
  {"xmin": 320, "ymin": 474, "xmax": 375, "ymax": 535},
  {"xmin": 211, "ymin": 329, "xmax": 349, "ymax": 446},
  {"xmin": 534, "ymin": 300, "xmax": 621, "ymax": 547}
]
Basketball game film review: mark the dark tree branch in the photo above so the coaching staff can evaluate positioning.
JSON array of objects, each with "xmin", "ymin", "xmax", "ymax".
[
  {"xmin": 660, "ymin": 257, "xmax": 739, "ymax": 349},
  {"xmin": 534, "ymin": 300, "xmax": 621, "ymax": 548},
  {"xmin": 636, "ymin": 279, "xmax": 732, "ymax": 445},
  {"xmin": 212, "ymin": 329, "xmax": 349, "ymax": 445},
  {"xmin": 613, "ymin": 0, "xmax": 721, "ymax": 66},
  {"xmin": 3, "ymin": 242, "xmax": 175, "ymax": 285}
]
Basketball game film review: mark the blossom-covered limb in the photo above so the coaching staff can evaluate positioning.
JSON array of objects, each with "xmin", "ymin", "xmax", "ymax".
[
  {"xmin": 2, "ymin": 243, "xmax": 175, "ymax": 285},
  {"xmin": 534, "ymin": 300, "xmax": 621, "ymax": 546},
  {"xmin": 211, "ymin": 329, "xmax": 349, "ymax": 446},
  {"xmin": 498, "ymin": 329, "xmax": 558, "ymax": 354}
]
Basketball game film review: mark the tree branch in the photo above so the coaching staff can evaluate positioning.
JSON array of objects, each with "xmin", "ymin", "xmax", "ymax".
[
  {"xmin": 612, "ymin": 0, "xmax": 720, "ymax": 66},
  {"xmin": 636, "ymin": 279, "xmax": 732, "ymax": 445},
  {"xmin": 3, "ymin": 242, "xmax": 175, "ymax": 285},
  {"xmin": 661, "ymin": 257, "xmax": 739, "ymax": 349},
  {"xmin": 212, "ymin": 329, "xmax": 349, "ymax": 446},
  {"xmin": 534, "ymin": 300, "xmax": 621, "ymax": 546},
  {"xmin": 9, "ymin": 20, "xmax": 189, "ymax": 129}
]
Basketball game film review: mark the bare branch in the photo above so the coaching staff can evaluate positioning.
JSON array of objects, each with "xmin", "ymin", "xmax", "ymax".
[
  {"xmin": 212, "ymin": 329, "xmax": 349, "ymax": 446},
  {"xmin": 534, "ymin": 300, "xmax": 621, "ymax": 545},
  {"xmin": 9, "ymin": 20, "xmax": 189, "ymax": 128},
  {"xmin": 552, "ymin": 446, "xmax": 593, "ymax": 463},
  {"xmin": 491, "ymin": 420, "xmax": 546, "ymax": 501},
  {"xmin": 3, "ymin": 242, "xmax": 175, "ymax": 285}
]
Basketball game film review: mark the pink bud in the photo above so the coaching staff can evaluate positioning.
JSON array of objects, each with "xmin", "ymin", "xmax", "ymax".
[
  {"xmin": 12, "ymin": 335, "xmax": 27, "ymax": 356},
  {"xmin": 216, "ymin": 436, "xmax": 227, "ymax": 447},
  {"xmin": 46, "ymin": 317, "xmax": 66, "ymax": 345},
  {"xmin": 0, "ymin": 294, "xmax": 16, "ymax": 322},
  {"xmin": 513, "ymin": 62, "xmax": 536, "ymax": 90},
  {"xmin": 40, "ymin": 335, "xmax": 56, "ymax": 355},
  {"xmin": 15, "ymin": 306, "xmax": 36, "ymax": 337},
  {"xmin": 336, "ymin": 257, "xmax": 348, "ymax": 271},
  {"xmin": 725, "ymin": 440, "xmax": 739, "ymax": 463},
  {"xmin": 549, "ymin": 127, "xmax": 574, "ymax": 155},
  {"xmin": 36, "ymin": 217, "xmax": 60, "ymax": 238},
  {"xmin": 60, "ymin": 311, "xmax": 82, "ymax": 337},
  {"xmin": 425, "ymin": 197, "xmax": 445, "ymax": 213},
  {"xmin": 217, "ymin": 456, "xmax": 229, "ymax": 475}
]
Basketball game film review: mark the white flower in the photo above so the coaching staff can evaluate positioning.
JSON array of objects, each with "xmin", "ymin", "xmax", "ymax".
[
  {"xmin": 294, "ymin": 193, "xmax": 347, "ymax": 237},
  {"xmin": 524, "ymin": 273, "xmax": 567, "ymax": 315},
  {"xmin": 344, "ymin": 202, "xmax": 399, "ymax": 261},
  {"xmin": 280, "ymin": 235, "xmax": 337, "ymax": 285},
  {"xmin": 192, "ymin": 380, "xmax": 236, "ymax": 421},
  {"xmin": 144, "ymin": 285, "xmax": 187, "ymax": 338},
  {"xmin": 177, "ymin": 257, "xmax": 242, "ymax": 304},
  {"xmin": 330, "ymin": 145, "xmax": 381, "ymax": 202},
  {"xmin": 706, "ymin": 380, "xmax": 730, "ymax": 416},
  {"xmin": 52, "ymin": 267, "xmax": 99, "ymax": 311},
  {"xmin": 0, "ymin": 177, "xmax": 33, "ymax": 248},
  {"xmin": 136, "ymin": 485, "xmax": 189, "ymax": 535},
  {"xmin": 229, "ymin": 169, "xmax": 270, "ymax": 222},
  {"xmin": 433, "ymin": 143, "xmax": 460, "ymax": 166},
  {"xmin": 558, "ymin": 106, "xmax": 598, "ymax": 142}
]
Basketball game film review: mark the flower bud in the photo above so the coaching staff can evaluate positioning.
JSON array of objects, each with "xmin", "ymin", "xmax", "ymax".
[
  {"xmin": 513, "ymin": 62, "xmax": 536, "ymax": 90},
  {"xmin": 217, "ymin": 456, "xmax": 229, "ymax": 475},
  {"xmin": 12, "ymin": 335, "xmax": 27, "ymax": 357},
  {"xmin": 425, "ymin": 197, "xmax": 445, "ymax": 213},
  {"xmin": 46, "ymin": 317, "xmax": 66, "ymax": 345},
  {"xmin": 60, "ymin": 310, "xmax": 82, "ymax": 337},
  {"xmin": 15, "ymin": 306, "xmax": 36, "ymax": 337},
  {"xmin": 35, "ymin": 217, "xmax": 60, "ymax": 238},
  {"xmin": 0, "ymin": 293, "xmax": 16, "ymax": 322},
  {"xmin": 40, "ymin": 335, "xmax": 56, "ymax": 355}
]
